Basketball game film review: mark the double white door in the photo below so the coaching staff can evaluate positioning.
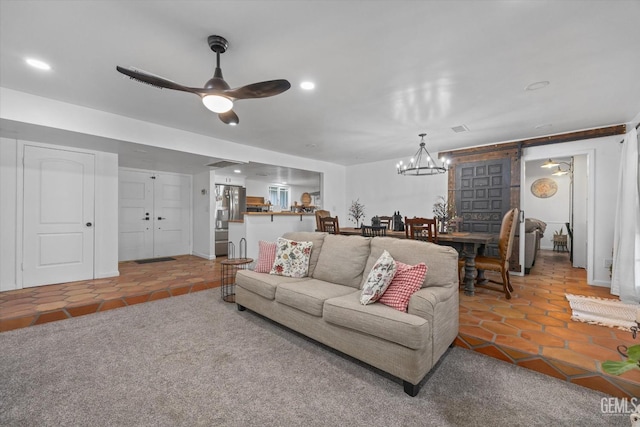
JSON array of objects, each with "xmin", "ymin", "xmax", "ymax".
[
  {"xmin": 23, "ymin": 145, "xmax": 95, "ymax": 287},
  {"xmin": 119, "ymin": 170, "xmax": 191, "ymax": 261}
]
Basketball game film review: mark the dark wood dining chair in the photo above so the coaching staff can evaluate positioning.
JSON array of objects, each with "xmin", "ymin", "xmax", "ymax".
[
  {"xmin": 361, "ymin": 225, "xmax": 387, "ymax": 237},
  {"xmin": 379, "ymin": 216, "xmax": 392, "ymax": 229},
  {"xmin": 315, "ymin": 210, "xmax": 331, "ymax": 232},
  {"xmin": 472, "ymin": 207, "xmax": 520, "ymax": 299},
  {"xmin": 405, "ymin": 217, "xmax": 438, "ymax": 243},
  {"xmin": 319, "ymin": 216, "xmax": 340, "ymax": 234}
]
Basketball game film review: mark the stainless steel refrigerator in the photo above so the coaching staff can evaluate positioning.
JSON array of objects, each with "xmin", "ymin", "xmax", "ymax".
[{"xmin": 214, "ymin": 185, "xmax": 246, "ymax": 256}]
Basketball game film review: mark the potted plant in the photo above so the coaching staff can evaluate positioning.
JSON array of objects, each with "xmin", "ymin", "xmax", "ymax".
[
  {"xmin": 602, "ymin": 344, "xmax": 640, "ymax": 375},
  {"xmin": 348, "ymin": 199, "xmax": 366, "ymax": 228}
]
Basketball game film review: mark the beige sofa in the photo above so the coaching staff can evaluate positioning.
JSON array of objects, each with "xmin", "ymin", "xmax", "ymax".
[{"xmin": 235, "ymin": 232, "xmax": 460, "ymax": 396}]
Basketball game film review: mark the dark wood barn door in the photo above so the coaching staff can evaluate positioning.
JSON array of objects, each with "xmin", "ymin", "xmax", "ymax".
[{"xmin": 455, "ymin": 158, "xmax": 511, "ymax": 258}]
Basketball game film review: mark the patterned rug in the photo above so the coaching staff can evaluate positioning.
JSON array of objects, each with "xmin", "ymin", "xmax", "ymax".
[{"xmin": 566, "ymin": 293, "xmax": 638, "ymax": 331}]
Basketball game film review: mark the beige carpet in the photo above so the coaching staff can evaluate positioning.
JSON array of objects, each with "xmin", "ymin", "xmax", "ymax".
[
  {"xmin": 566, "ymin": 293, "xmax": 639, "ymax": 331},
  {"xmin": 0, "ymin": 290, "xmax": 622, "ymax": 426}
]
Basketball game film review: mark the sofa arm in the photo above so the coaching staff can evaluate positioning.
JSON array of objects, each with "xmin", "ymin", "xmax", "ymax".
[
  {"xmin": 408, "ymin": 285, "xmax": 459, "ymax": 359},
  {"xmin": 408, "ymin": 285, "xmax": 457, "ymax": 321}
]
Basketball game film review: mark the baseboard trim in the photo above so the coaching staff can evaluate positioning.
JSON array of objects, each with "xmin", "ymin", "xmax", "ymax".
[
  {"xmin": 192, "ymin": 251, "xmax": 215, "ymax": 260},
  {"xmin": 95, "ymin": 271, "xmax": 120, "ymax": 279}
]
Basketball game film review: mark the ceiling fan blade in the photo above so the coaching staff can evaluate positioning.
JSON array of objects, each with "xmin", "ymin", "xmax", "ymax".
[
  {"xmin": 116, "ymin": 66, "xmax": 197, "ymax": 94},
  {"xmin": 225, "ymin": 79, "xmax": 291, "ymax": 100},
  {"xmin": 219, "ymin": 110, "xmax": 239, "ymax": 125}
]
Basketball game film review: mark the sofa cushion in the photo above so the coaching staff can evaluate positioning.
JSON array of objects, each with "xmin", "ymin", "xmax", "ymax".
[
  {"xmin": 236, "ymin": 270, "xmax": 309, "ymax": 300},
  {"xmin": 276, "ymin": 279, "xmax": 357, "ymax": 317},
  {"xmin": 360, "ymin": 250, "xmax": 397, "ymax": 305},
  {"xmin": 282, "ymin": 232, "xmax": 327, "ymax": 276},
  {"xmin": 361, "ymin": 237, "xmax": 458, "ymax": 289},
  {"xmin": 270, "ymin": 237, "xmax": 313, "ymax": 278},
  {"xmin": 254, "ymin": 240, "xmax": 277, "ymax": 273},
  {"xmin": 323, "ymin": 292, "xmax": 430, "ymax": 350},
  {"xmin": 379, "ymin": 261, "xmax": 427, "ymax": 312},
  {"xmin": 312, "ymin": 234, "xmax": 371, "ymax": 288}
]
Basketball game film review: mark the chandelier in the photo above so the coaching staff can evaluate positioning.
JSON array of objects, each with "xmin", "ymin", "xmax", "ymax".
[{"xmin": 396, "ymin": 133, "xmax": 450, "ymax": 176}]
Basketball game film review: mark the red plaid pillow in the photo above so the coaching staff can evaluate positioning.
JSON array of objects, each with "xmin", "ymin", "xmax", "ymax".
[
  {"xmin": 379, "ymin": 261, "xmax": 428, "ymax": 312},
  {"xmin": 254, "ymin": 241, "xmax": 277, "ymax": 273}
]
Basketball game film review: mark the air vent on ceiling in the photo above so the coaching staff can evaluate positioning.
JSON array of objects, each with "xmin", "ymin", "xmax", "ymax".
[
  {"xmin": 451, "ymin": 124, "xmax": 470, "ymax": 133},
  {"xmin": 206, "ymin": 160, "xmax": 245, "ymax": 168}
]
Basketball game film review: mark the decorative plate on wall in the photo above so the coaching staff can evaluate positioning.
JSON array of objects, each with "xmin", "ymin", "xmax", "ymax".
[{"xmin": 531, "ymin": 177, "xmax": 558, "ymax": 198}]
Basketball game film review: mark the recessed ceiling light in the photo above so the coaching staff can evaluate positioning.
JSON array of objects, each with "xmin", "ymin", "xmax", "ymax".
[
  {"xmin": 25, "ymin": 58, "xmax": 51, "ymax": 70},
  {"xmin": 300, "ymin": 81, "xmax": 315, "ymax": 90},
  {"xmin": 282, "ymin": 181, "xmax": 287, "ymax": 185},
  {"xmin": 525, "ymin": 81, "xmax": 550, "ymax": 91},
  {"xmin": 233, "ymin": 169, "xmax": 242, "ymax": 174}
]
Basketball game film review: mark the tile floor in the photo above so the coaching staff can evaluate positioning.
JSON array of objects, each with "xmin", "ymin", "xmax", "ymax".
[
  {"xmin": 0, "ymin": 251, "xmax": 638, "ymax": 398},
  {"xmin": 456, "ymin": 250, "xmax": 640, "ymax": 399}
]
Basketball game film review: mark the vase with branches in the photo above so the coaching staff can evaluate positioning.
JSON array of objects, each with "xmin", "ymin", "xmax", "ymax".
[
  {"xmin": 432, "ymin": 196, "xmax": 456, "ymax": 232},
  {"xmin": 348, "ymin": 199, "xmax": 366, "ymax": 228}
]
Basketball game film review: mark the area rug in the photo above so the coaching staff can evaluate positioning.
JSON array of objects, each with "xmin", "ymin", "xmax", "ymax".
[
  {"xmin": 134, "ymin": 256, "xmax": 176, "ymax": 264},
  {"xmin": 0, "ymin": 290, "xmax": 622, "ymax": 426},
  {"xmin": 566, "ymin": 293, "xmax": 638, "ymax": 331}
]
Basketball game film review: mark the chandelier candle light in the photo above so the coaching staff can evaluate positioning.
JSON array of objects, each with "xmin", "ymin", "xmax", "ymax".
[{"xmin": 397, "ymin": 133, "xmax": 450, "ymax": 176}]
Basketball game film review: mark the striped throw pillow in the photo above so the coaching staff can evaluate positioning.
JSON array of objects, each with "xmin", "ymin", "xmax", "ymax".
[{"xmin": 254, "ymin": 241, "xmax": 277, "ymax": 273}]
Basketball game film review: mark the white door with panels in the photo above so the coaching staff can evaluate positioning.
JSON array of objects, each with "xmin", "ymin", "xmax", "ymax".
[
  {"xmin": 119, "ymin": 169, "xmax": 191, "ymax": 261},
  {"xmin": 23, "ymin": 145, "xmax": 95, "ymax": 287}
]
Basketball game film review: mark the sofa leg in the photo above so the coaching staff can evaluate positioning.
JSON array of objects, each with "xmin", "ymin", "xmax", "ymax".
[
  {"xmin": 403, "ymin": 381, "xmax": 420, "ymax": 397},
  {"xmin": 236, "ymin": 304, "xmax": 246, "ymax": 311}
]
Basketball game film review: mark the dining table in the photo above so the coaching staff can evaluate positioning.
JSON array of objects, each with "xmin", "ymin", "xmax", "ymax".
[{"xmin": 339, "ymin": 227, "xmax": 495, "ymax": 296}]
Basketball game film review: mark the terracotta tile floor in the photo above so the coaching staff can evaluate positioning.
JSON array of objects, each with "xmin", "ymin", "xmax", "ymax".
[
  {"xmin": 0, "ymin": 255, "xmax": 222, "ymax": 332},
  {"xmin": 455, "ymin": 250, "xmax": 640, "ymax": 399},
  {"xmin": 0, "ymin": 251, "xmax": 638, "ymax": 398}
]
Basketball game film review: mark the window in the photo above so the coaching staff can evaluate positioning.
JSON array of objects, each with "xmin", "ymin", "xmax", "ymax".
[{"xmin": 268, "ymin": 185, "xmax": 289, "ymax": 209}]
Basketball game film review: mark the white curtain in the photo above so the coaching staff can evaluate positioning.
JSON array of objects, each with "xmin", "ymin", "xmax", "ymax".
[{"xmin": 611, "ymin": 127, "xmax": 640, "ymax": 302}]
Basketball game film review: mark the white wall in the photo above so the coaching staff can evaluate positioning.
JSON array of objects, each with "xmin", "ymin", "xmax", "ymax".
[
  {"xmin": 0, "ymin": 138, "xmax": 119, "ymax": 291},
  {"xmin": 345, "ymin": 158, "xmax": 448, "ymax": 227},
  {"xmin": 524, "ymin": 134, "xmax": 623, "ymax": 286},
  {"xmin": 0, "ymin": 88, "xmax": 347, "ymax": 223},
  {"xmin": 0, "ymin": 138, "xmax": 18, "ymax": 291},
  {"xmin": 192, "ymin": 171, "xmax": 213, "ymax": 259}
]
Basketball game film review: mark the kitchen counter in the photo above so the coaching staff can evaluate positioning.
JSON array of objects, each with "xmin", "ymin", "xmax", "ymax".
[
  {"xmin": 229, "ymin": 212, "xmax": 315, "ymax": 223},
  {"xmin": 228, "ymin": 211, "xmax": 316, "ymax": 260}
]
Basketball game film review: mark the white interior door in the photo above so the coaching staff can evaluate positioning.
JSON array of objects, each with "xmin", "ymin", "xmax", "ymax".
[
  {"xmin": 23, "ymin": 145, "xmax": 95, "ymax": 287},
  {"xmin": 119, "ymin": 170, "xmax": 154, "ymax": 261},
  {"xmin": 153, "ymin": 173, "xmax": 191, "ymax": 257},
  {"xmin": 118, "ymin": 169, "xmax": 191, "ymax": 261}
]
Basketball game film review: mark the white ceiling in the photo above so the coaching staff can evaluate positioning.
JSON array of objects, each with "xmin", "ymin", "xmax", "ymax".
[{"xmin": 1, "ymin": 0, "xmax": 639, "ymax": 175}]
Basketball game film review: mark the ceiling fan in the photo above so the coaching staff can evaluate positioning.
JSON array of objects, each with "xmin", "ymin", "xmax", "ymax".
[{"xmin": 116, "ymin": 35, "xmax": 291, "ymax": 125}]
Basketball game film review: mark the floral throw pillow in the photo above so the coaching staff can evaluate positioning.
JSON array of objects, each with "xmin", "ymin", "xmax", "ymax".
[
  {"xmin": 379, "ymin": 261, "xmax": 428, "ymax": 312},
  {"xmin": 269, "ymin": 237, "xmax": 313, "ymax": 278},
  {"xmin": 360, "ymin": 250, "xmax": 397, "ymax": 305},
  {"xmin": 254, "ymin": 241, "xmax": 277, "ymax": 273}
]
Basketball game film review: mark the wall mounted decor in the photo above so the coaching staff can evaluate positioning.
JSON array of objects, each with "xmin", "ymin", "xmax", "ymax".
[{"xmin": 531, "ymin": 177, "xmax": 558, "ymax": 198}]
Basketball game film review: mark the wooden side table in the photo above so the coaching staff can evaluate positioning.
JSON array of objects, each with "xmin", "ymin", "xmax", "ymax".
[{"xmin": 220, "ymin": 258, "xmax": 253, "ymax": 303}]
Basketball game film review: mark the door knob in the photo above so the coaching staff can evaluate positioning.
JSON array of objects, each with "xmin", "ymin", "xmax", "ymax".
[
  {"xmin": 86, "ymin": 222, "xmax": 93, "ymax": 227},
  {"xmin": 158, "ymin": 217, "xmax": 166, "ymax": 220},
  {"xmin": 143, "ymin": 217, "xmax": 150, "ymax": 220}
]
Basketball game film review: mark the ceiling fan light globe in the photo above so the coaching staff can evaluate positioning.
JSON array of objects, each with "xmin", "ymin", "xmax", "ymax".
[{"xmin": 202, "ymin": 95, "xmax": 233, "ymax": 113}]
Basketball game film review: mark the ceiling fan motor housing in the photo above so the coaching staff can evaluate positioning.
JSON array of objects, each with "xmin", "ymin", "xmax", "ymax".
[{"xmin": 207, "ymin": 35, "xmax": 228, "ymax": 54}]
